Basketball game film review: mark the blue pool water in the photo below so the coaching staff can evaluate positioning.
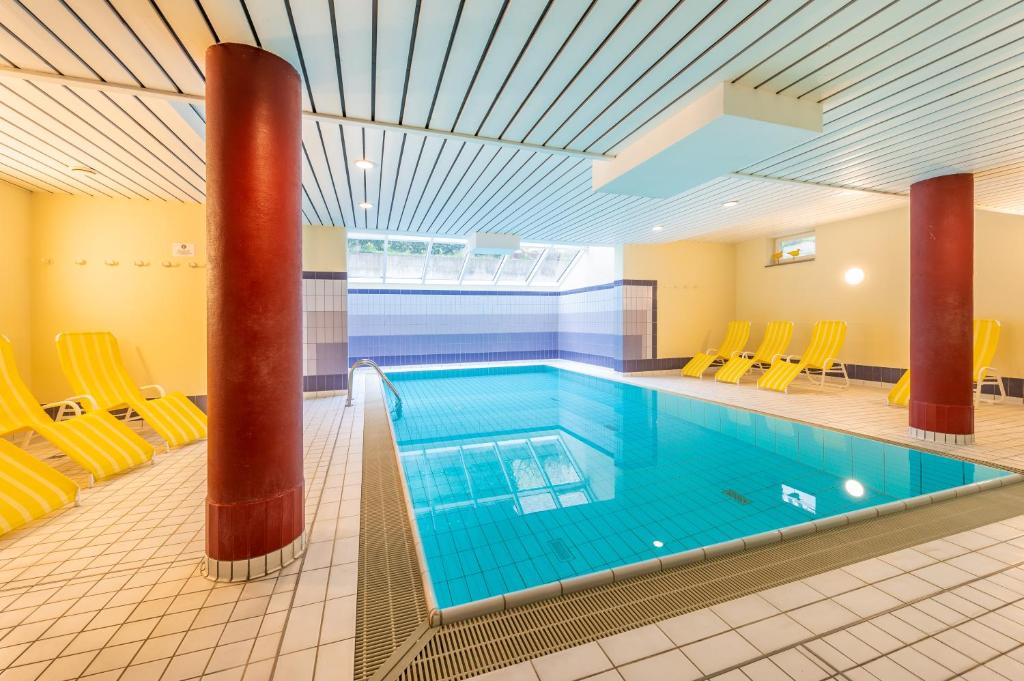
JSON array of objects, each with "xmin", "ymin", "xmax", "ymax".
[{"xmin": 384, "ymin": 365, "xmax": 1009, "ymax": 609}]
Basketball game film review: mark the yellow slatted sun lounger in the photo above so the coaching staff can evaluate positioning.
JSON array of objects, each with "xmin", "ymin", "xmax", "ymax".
[
  {"xmin": 757, "ymin": 320, "xmax": 848, "ymax": 393},
  {"xmin": 0, "ymin": 438, "xmax": 78, "ymax": 537},
  {"xmin": 1, "ymin": 335, "xmax": 154, "ymax": 481},
  {"xmin": 56, "ymin": 332, "xmax": 207, "ymax": 449},
  {"xmin": 681, "ymin": 321, "xmax": 751, "ymax": 378},
  {"xmin": 887, "ymin": 319, "xmax": 1004, "ymax": 406},
  {"xmin": 715, "ymin": 321, "xmax": 794, "ymax": 384}
]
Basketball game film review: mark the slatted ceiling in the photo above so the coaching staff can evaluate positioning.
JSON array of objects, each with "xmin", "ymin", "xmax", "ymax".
[
  {"xmin": 450, "ymin": 0, "xmax": 549, "ymax": 137},
  {"xmin": 143, "ymin": 1, "xmax": 216, "ymax": 79},
  {"xmin": 4, "ymin": 3, "xmax": 1024, "ymax": 239},
  {"xmin": 474, "ymin": 155, "xmax": 577, "ymax": 234},
  {"xmin": 0, "ymin": 84, "xmax": 159, "ymax": 200}
]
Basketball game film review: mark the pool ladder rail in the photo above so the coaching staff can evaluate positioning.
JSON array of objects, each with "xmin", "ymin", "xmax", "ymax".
[{"xmin": 346, "ymin": 358, "xmax": 402, "ymax": 408}]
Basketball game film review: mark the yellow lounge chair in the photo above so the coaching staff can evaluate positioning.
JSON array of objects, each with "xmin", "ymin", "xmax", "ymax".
[
  {"xmin": 56, "ymin": 332, "xmax": 207, "ymax": 449},
  {"xmin": 757, "ymin": 320, "xmax": 848, "ymax": 393},
  {"xmin": 1, "ymin": 335, "xmax": 154, "ymax": 481},
  {"xmin": 0, "ymin": 438, "xmax": 78, "ymax": 536},
  {"xmin": 681, "ymin": 321, "xmax": 751, "ymax": 378},
  {"xmin": 887, "ymin": 319, "xmax": 1004, "ymax": 406},
  {"xmin": 715, "ymin": 321, "xmax": 794, "ymax": 384}
]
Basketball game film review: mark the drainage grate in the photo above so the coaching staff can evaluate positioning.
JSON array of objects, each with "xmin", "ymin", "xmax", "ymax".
[{"xmin": 354, "ymin": 382, "xmax": 429, "ymax": 681}]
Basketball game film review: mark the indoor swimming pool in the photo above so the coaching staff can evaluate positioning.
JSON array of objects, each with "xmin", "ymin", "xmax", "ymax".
[{"xmin": 384, "ymin": 366, "xmax": 1011, "ymax": 609}]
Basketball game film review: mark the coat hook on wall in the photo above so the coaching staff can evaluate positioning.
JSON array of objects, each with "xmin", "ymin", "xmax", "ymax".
[
  {"xmin": 134, "ymin": 260, "xmax": 150, "ymax": 267},
  {"xmin": 105, "ymin": 259, "xmax": 119, "ymax": 267},
  {"xmin": 188, "ymin": 261, "xmax": 205, "ymax": 269},
  {"xmin": 74, "ymin": 258, "xmax": 87, "ymax": 266},
  {"xmin": 161, "ymin": 261, "xmax": 181, "ymax": 268}
]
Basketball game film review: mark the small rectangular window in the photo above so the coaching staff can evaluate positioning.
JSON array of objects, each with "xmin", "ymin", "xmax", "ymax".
[{"xmin": 771, "ymin": 232, "xmax": 815, "ymax": 265}]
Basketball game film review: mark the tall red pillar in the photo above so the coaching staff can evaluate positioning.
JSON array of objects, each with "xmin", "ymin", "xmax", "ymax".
[
  {"xmin": 205, "ymin": 43, "xmax": 305, "ymax": 580},
  {"xmin": 909, "ymin": 173, "xmax": 974, "ymax": 445}
]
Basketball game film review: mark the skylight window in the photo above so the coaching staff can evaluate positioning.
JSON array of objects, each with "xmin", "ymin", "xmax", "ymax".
[
  {"xmin": 347, "ymin": 237, "xmax": 386, "ymax": 281},
  {"xmin": 461, "ymin": 252, "xmax": 504, "ymax": 283},
  {"xmin": 424, "ymin": 240, "xmax": 466, "ymax": 283},
  {"xmin": 347, "ymin": 233, "xmax": 581, "ymax": 286},
  {"xmin": 385, "ymin": 237, "xmax": 429, "ymax": 282},
  {"xmin": 531, "ymin": 247, "xmax": 580, "ymax": 284},
  {"xmin": 496, "ymin": 246, "xmax": 544, "ymax": 284}
]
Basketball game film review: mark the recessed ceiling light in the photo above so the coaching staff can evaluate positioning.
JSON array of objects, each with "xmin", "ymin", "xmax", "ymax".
[
  {"xmin": 652, "ymin": 225, "xmax": 663, "ymax": 232},
  {"xmin": 358, "ymin": 201, "xmax": 373, "ymax": 210},
  {"xmin": 69, "ymin": 163, "xmax": 95, "ymax": 174},
  {"xmin": 722, "ymin": 200, "xmax": 739, "ymax": 208},
  {"xmin": 652, "ymin": 540, "xmax": 664, "ymax": 548},
  {"xmin": 844, "ymin": 267, "xmax": 865, "ymax": 286},
  {"xmin": 354, "ymin": 159, "xmax": 374, "ymax": 170}
]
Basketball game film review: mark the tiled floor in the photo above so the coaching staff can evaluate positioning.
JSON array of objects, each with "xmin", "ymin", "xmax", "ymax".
[
  {"xmin": 0, "ymin": 395, "xmax": 359, "ymax": 681},
  {"xmin": 4, "ymin": 361, "xmax": 1024, "ymax": 681},
  {"xmin": 617, "ymin": 369, "xmax": 1024, "ymax": 473},
  {"xmin": 470, "ymin": 516, "xmax": 1024, "ymax": 681}
]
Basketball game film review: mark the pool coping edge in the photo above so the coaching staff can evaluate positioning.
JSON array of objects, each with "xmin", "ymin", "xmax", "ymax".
[
  {"xmin": 430, "ymin": 473, "xmax": 1023, "ymax": 625},
  {"xmin": 365, "ymin": 367, "xmax": 1024, "ymax": 627}
]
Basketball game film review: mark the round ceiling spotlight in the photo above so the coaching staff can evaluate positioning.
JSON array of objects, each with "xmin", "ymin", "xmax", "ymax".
[
  {"xmin": 722, "ymin": 200, "xmax": 739, "ymax": 208},
  {"xmin": 358, "ymin": 201, "xmax": 374, "ymax": 210},
  {"xmin": 844, "ymin": 267, "xmax": 865, "ymax": 286},
  {"xmin": 652, "ymin": 225, "xmax": 663, "ymax": 232},
  {"xmin": 354, "ymin": 159, "xmax": 374, "ymax": 170}
]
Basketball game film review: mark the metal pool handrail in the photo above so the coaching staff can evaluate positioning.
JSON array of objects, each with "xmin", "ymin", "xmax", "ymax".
[{"xmin": 346, "ymin": 358, "xmax": 401, "ymax": 407}]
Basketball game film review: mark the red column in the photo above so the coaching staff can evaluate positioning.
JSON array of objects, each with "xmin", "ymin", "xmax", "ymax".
[
  {"xmin": 909, "ymin": 173, "xmax": 974, "ymax": 445},
  {"xmin": 205, "ymin": 43, "xmax": 305, "ymax": 579}
]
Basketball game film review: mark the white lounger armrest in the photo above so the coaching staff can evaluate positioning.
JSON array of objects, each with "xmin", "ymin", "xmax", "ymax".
[
  {"xmin": 139, "ymin": 384, "xmax": 166, "ymax": 398},
  {"xmin": 43, "ymin": 394, "xmax": 98, "ymax": 420}
]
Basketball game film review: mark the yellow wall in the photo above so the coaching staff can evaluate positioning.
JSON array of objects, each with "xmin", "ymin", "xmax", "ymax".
[
  {"xmin": 623, "ymin": 240, "xmax": 736, "ymax": 359},
  {"xmin": 734, "ymin": 207, "xmax": 1024, "ymax": 376},
  {"xmin": 30, "ymin": 195, "xmax": 208, "ymax": 402},
  {"xmin": 0, "ymin": 182, "xmax": 33, "ymax": 383},
  {"xmin": 736, "ymin": 208, "xmax": 910, "ymax": 369},
  {"xmin": 0, "ymin": 187, "xmax": 347, "ymax": 402}
]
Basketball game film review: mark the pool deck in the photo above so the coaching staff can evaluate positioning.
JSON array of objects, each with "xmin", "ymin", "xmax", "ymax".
[{"xmin": 1, "ymin": 360, "xmax": 1023, "ymax": 680}]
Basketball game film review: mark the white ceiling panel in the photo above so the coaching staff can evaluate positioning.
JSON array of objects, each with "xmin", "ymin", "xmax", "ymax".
[{"xmin": 0, "ymin": 0, "xmax": 1023, "ymax": 243}]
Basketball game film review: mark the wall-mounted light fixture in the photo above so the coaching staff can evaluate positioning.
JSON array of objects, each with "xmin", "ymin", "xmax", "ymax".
[{"xmin": 844, "ymin": 267, "xmax": 865, "ymax": 286}]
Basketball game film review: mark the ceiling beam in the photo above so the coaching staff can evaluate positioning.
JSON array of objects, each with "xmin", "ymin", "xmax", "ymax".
[{"xmin": 0, "ymin": 65, "xmax": 611, "ymax": 161}]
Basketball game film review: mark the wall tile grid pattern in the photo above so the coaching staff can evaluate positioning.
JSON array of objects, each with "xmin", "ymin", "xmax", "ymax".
[
  {"xmin": 302, "ymin": 272, "xmax": 348, "ymax": 391},
  {"xmin": 347, "ymin": 281, "xmax": 657, "ymax": 371}
]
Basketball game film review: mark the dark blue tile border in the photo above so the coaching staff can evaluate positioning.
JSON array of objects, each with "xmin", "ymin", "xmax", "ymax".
[
  {"xmin": 303, "ymin": 374, "xmax": 348, "ymax": 391},
  {"xmin": 302, "ymin": 271, "xmax": 347, "ymax": 280}
]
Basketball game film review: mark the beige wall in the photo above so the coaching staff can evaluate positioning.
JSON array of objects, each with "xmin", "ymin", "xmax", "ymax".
[
  {"xmin": 0, "ymin": 182, "xmax": 33, "ymax": 383},
  {"xmin": 0, "ymin": 186, "xmax": 346, "ymax": 402},
  {"xmin": 303, "ymin": 225, "xmax": 347, "ymax": 272},
  {"xmin": 734, "ymin": 207, "xmax": 1024, "ymax": 377},
  {"xmin": 623, "ymin": 240, "xmax": 736, "ymax": 359}
]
